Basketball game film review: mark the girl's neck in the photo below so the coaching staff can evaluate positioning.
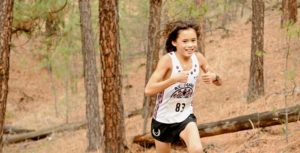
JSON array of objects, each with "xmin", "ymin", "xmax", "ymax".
[
  {"xmin": 175, "ymin": 52, "xmax": 191, "ymax": 62},
  {"xmin": 175, "ymin": 52, "xmax": 192, "ymax": 69}
]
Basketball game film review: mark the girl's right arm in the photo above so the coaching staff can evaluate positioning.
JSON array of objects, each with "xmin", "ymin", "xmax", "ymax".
[{"xmin": 144, "ymin": 54, "xmax": 188, "ymax": 96}]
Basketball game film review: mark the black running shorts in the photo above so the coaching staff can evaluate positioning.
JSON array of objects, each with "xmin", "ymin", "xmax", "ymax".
[{"xmin": 151, "ymin": 114, "xmax": 197, "ymax": 143}]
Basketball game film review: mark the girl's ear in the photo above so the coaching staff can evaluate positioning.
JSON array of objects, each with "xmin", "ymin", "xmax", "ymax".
[{"xmin": 171, "ymin": 41, "xmax": 177, "ymax": 47}]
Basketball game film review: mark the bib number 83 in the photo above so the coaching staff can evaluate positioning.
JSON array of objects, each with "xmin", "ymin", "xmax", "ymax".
[{"xmin": 175, "ymin": 103, "xmax": 186, "ymax": 112}]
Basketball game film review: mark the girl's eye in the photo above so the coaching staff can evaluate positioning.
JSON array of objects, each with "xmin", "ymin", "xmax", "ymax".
[{"xmin": 182, "ymin": 40, "xmax": 188, "ymax": 43}]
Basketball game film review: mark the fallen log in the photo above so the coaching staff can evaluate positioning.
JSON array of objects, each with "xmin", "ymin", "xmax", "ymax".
[
  {"xmin": 3, "ymin": 120, "xmax": 87, "ymax": 144},
  {"xmin": 4, "ymin": 125, "xmax": 35, "ymax": 134},
  {"xmin": 3, "ymin": 108, "xmax": 142, "ymax": 144},
  {"xmin": 133, "ymin": 105, "xmax": 300, "ymax": 147}
]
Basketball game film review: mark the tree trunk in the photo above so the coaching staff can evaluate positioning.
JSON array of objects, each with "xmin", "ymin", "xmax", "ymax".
[
  {"xmin": 281, "ymin": 0, "xmax": 297, "ymax": 27},
  {"xmin": 99, "ymin": 0, "xmax": 126, "ymax": 153},
  {"xmin": 0, "ymin": 0, "xmax": 13, "ymax": 152},
  {"xmin": 79, "ymin": 0, "xmax": 102, "ymax": 151},
  {"xmin": 133, "ymin": 105, "xmax": 300, "ymax": 147},
  {"xmin": 195, "ymin": 0, "xmax": 206, "ymax": 55},
  {"xmin": 247, "ymin": 0, "xmax": 264, "ymax": 103},
  {"xmin": 143, "ymin": 0, "xmax": 162, "ymax": 134},
  {"xmin": 221, "ymin": 0, "xmax": 230, "ymax": 34}
]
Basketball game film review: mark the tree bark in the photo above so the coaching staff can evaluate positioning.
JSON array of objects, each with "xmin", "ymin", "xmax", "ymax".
[
  {"xmin": 133, "ymin": 105, "xmax": 300, "ymax": 148},
  {"xmin": 281, "ymin": 0, "xmax": 297, "ymax": 27},
  {"xmin": 79, "ymin": 0, "xmax": 102, "ymax": 151},
  {"xmin": 0, "ymin": 0, "xmax": 13, "ymax": 152},
  {"xmin": 99, "ymin": 0, "xmax": 126, "ymax": 152},
  {"xmin": 195, "ymin": 0, "xmax": 206, "ymax": 55},
  {"xmin": 143, "ymin": 0, "xmax": 162, "ymax": 133},
  {"xmin": 247, "ymin": 0, "xmax": 264, "ymax": 102}
]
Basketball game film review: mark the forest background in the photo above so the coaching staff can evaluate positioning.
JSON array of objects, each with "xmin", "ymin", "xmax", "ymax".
[{"xmin": 1, "ymin": 0, "xmax": 300, "ymax": 153}]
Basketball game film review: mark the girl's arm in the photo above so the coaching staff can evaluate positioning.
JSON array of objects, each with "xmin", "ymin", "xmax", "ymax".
[
  {"xmin": 196, "ymin": 52, "xmax": 222, "ymax": 86},
  {"xmin": 145, "ymin": 54, "xmax": 189, "ymax": 96}
]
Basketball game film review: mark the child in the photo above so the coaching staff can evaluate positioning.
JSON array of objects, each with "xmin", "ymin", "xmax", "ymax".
[{"xmin": 145, "ymin": 20, "xmax": 222, "ymax": 153}]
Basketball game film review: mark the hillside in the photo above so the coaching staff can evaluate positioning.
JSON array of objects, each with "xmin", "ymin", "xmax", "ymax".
[{"xmin": 4, "ymin": 7, "xmax": 300, "ymax": 153}]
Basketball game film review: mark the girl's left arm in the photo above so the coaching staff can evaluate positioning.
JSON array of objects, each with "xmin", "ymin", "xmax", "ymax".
[{"xmin": 196, "ymin": 52, "xmax": 222, "ymax": 86}]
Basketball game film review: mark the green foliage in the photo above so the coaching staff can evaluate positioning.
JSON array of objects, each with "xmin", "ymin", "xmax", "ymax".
[
  {"xmin": 255, "ymin": 50, "xmax": 265, "ymax": 57},
  {"xmin": 13, "ymin": 0, "xmax": 68, "ymax": 30},
  {"xmin": 14, "ymin": 0, "xmax": 47, "ymax": 21},
  {"xmin": 284, "ymin": 69, "xmax": 296, "ymax": 81},
  {"xmin": 162, "ymin": 0, "xmax": 248, "ymax": 33},
  {"xmin": 283, "ymin": 21, "xmax": 300, "ymax": 38},
  {"xmin": 49, "ymin": 6, "xmax": 81, "ymax": 79},
  {"xmin": 5, "ymin": 111, "xmax": 15, "ymax": 120},
  {"xmin": 13, "ymin": 0, "xmax": 84, "ymax": 80},
  {"xmin": 12, "ymin": 0, "xmax": 258, "ymax": 81},
  {"xmin": 282, "ymin": 19, "xmax": 299, "ymax": 82},
  {"xmin": 222, "ymin": 0, "xmax": 230, "ymax": 12},
  {"xmin": 164, "ymin": 0, "xmax": 207, "ymax": 21},
  {"xmin": 281, "ymin": 8, "xmax": 300, "ymax": 143},
  {"xmin": 119, "ymin": 0, "xmax": 149, "ymax": 59},
  {"xmin": 281, "ymin": 119, "xmax": 289, "ymax": 135}
]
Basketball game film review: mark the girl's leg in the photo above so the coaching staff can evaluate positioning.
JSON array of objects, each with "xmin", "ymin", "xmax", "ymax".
[
  {"xmin": 179, "ymin": 122, "xmax": 203, "ymax": 153},
  {"xmin": 154, "ymin": 140, "xmax": 171, "ymax": 153}
]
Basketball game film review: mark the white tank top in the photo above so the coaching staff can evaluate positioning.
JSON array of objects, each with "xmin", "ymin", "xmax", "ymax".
[{"xmin": 153, "ymin": 52, "xmax": 200, "ymax": 123}]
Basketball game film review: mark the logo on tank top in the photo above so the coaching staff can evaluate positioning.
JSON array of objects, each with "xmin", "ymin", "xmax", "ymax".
[
  {"xmin": 171, "ymin": 83, "xmax": 194, "ymax": 98},
  {"xmin": 152, "ymin": 128, "xmax": 161, "ymax": 137}
]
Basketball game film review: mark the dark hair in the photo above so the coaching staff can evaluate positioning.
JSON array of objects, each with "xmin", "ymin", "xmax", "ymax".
[{"xmin": 164, "ymin": 20, "xmax": 200, "ymax": 53}]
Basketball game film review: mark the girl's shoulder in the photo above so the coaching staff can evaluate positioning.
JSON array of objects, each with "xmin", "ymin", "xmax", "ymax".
[
  {"xmin": 194, "ymin": 52, "xmax": 204, "ymax": 59},
  {"xmin": 161, "ymin": 53, "xmax": 172, "ymax": 63},
  {"xmin": 161, "ymin": 52, "xmax": 173, "ymax": 60},
  {"xmin": 157, "ymin": 53, "xmax": 172, "ymax": 69},
  {"xmin": 194, "ymin": 52, "xmax": 206, "ymax": 66}
]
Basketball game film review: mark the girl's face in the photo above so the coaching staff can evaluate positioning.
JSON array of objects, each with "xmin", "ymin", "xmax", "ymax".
[{"xmin": 172, "ymin": 28, "xmax": 197, "ymax": 58}]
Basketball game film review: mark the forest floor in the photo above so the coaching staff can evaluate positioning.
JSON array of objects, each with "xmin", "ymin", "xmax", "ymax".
[{"xmin": 3, "ymin": 7, "xmax": 300, "ymax": 153}]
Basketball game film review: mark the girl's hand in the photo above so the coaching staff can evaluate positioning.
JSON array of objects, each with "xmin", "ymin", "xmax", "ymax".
[
  {"xmin": 172, "ymin": 71, "xmax": 189, "ymax": 83},
  {"xmin": 201, "ymin": 72, "xmax": 216, "ymax": 84}
]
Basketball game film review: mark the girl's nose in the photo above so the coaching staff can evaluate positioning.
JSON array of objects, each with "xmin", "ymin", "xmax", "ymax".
[{"xmin": 187, "ymin": 42, "xmax": 194, "ymax": 47}]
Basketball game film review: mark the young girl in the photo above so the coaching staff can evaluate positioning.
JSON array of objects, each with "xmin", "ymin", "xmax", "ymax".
[{"xmin": 145, "ymin": 20, "xmax": 222, "ymax": 153}]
